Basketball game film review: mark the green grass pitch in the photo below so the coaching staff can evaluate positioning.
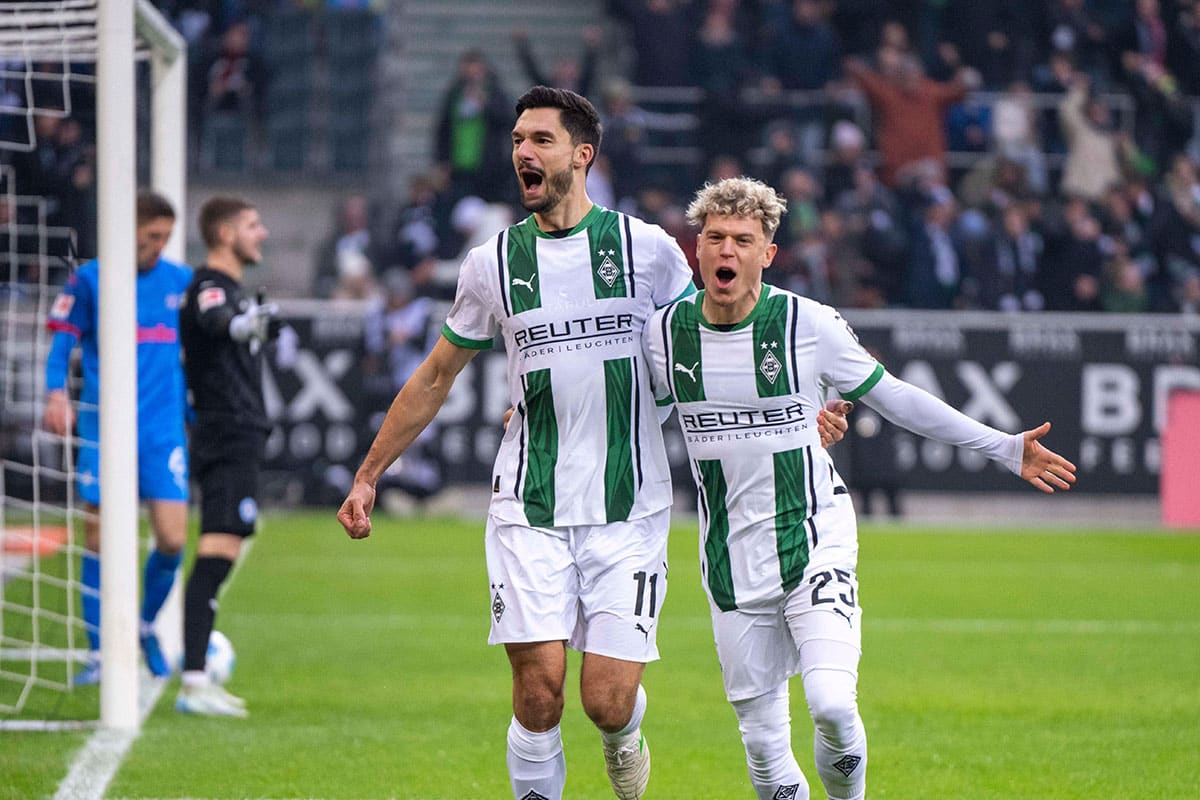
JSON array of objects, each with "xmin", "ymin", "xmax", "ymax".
[{"xmin": 2, "ymin": 509, "xmax": 1197, "ymax": 799}]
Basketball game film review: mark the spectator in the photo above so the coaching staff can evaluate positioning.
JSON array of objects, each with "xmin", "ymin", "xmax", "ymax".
[
  {"xmin": 433, "ymin": 49, "xmax": 512, "ymax": 205},
  {"xmin": 822, "ymin": 119, "xmax": 868, "ymax": 206},
  {"xmin": 760, "ymin": 0, "xmax": 841, "ymax": 164},
  {"xmin": 1044, "ymin": 0, "xmax": 1115, "ymax": 85},
  {"xmin": 388, "ymin": 173, "xmax": 447, "ymax": 278},
  {"xmin": 597, "ymin": 79, "xmax": 651, "ymax": 207},
  {"xmin": 691, "ymin": 0, "xmax": 759, "ymax": 163},
  {"xmin": 968, "ymin": 203, "xmax": 1046, "ymax": 311},
  {"xmin": 362, "ymin": 270, "xmax": 442, "ymax": 504},
  {"xmin": 1100, "ymin": 249, "xmax": 1151, "ymax": 312},
  {"xmin": 757, "ymin": 121, "xmax": 805, "ymax": 191},
  {"xmin": 832, "ymin": 164, "xmax": 906, "ymax": 306},
  {"xmin": 989, "ymin": 81, "xmax": 1049, "ymax": 195},
  {"xmin": 512, "ymin": 25, "xmax": 602, "ymax": 101},
  {"xmin": 200, "ymin": 20, "xmax": 266, "ymax": 158},
  {"xmin": 843, "ymin": 52, "xmax": 968, "ymax": 187},
  {"xmin": 760, "ymin": 0, "xmax": 841, "ymax": 92},
  {"xmin": 1167, "ymin": 0, "xmax": 1200, "ymax": 96},
  {"xmin": 312, "ymin": 194, "xmax": 382, "ymax": 300},
  {"xmin": 1057, "ymin": 73, "xmax": 1130, "ymax": 202},
  {"xmin": 1120, "ymin": 52, "xmax": 1194, "ymax": 179},
  {"xmin": 1030, "ymin": 50, "xmax": 1077, "ymax": 156},
  {"xmin": 1040, "ymin": 196, "xmax": 1104, "ymax": 310},
  {"xmin": 606, "ymin": 0, "xmax": 694, "ymax": 87},
  {"xmin": 1147, "ymin": 154, "xmax": 1200, "ymax": 311},
  {"xmin": 904, "ymin": 184, "xmax": 965, "ymax": 308},
  {"xmin": 1126, "ymin": 0, "xmax": 1169, "ymax": 68},
  {"xmin": 939, "ymin": 0, "xmax": 1035, "ymax": 89},
  {"xmin": 9, "ymin": 114, "xmax": 96, "ymax": 260}
]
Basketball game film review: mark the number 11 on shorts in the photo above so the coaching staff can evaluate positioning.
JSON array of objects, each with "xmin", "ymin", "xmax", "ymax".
[{"xmin": 632, "ymin": 570, "xmax": 659, "ymax": 617}]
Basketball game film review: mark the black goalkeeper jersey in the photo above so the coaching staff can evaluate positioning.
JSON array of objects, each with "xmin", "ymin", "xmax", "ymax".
[{"xmin": 180, "ymin": 266, "xmax": 270, "ymax": 434}]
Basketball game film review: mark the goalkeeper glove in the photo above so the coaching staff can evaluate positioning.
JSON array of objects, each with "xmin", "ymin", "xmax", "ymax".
[{"xmin": 228, "ymin": 301, "xmax": 280, "ymax": 343}]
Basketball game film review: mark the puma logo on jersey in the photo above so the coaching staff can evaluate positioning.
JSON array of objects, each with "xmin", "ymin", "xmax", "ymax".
[
  {"xmin": 834, "ymin": 607, "xmax": 854, "ymax": 627},
  {"xmin": 511, "ymin": 275, "xmax": 536, "ymax": 292},
  {"xmin": 634, "ymin": 622, "xmax": 653, "ymax": 641},
  {"xmin": 675, "ymin": 361, "xmax": 699, "ymax": 381}
]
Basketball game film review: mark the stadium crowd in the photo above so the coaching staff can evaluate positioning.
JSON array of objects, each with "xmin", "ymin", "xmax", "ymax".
[
  {"xmin": 4, "ymin": 0, "xmax": 1200, "ymax": 315},
  {"xmin": 316, "ymin": 0, "xmax": 1200, "ymax": 317}
]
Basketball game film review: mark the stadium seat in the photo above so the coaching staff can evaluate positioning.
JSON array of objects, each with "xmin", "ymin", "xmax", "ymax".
[
  {"xmin": 203, "ymin": 113, "xmax": 247, "ymax": 171},
  {"xmin": 267, "ymin": 111, "xmax": 307, "ymax": 171}
]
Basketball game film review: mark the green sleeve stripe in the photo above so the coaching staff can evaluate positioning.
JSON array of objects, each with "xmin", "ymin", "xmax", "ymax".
[
  {"xmin": 656, "ymin": 395, "xmax": 674, "ymax": 407},
  {"xmin": 841, "ymin": 363, "xmax": 885, "ymax": 401},
  {"xmin": 658, "ymin": 282, "xmax": 697, "ymax": 309},
  {"xmin": 441, "ymin": 324, "xmax": 493, "ymax": 350}
]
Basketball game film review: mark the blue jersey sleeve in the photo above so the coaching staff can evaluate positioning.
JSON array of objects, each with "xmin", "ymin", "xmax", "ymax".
[{"xmin": 44, "ymin": 265, "xmax": 97, "ymax": 391}]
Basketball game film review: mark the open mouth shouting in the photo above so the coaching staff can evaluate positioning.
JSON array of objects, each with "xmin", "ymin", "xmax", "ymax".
[
  {"xmin": 519, "ymin": 166, "xmax": 544, "ymax": 199},
  {"xmin": 712, "ymin": 265, "xmax": 737, "ymax": 290}
]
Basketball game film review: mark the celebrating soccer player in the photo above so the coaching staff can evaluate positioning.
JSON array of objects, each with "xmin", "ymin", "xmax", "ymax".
[
  {"xmin": 642, "ymin": 177, "xmax": 1077, "ymax": 800},
  {"xmin": 44, "ymin": 190, "xmax": 192, "ymax": 684},
  {"xmin": 175, "ymin": 196, "xmax": 278, "ymax": 717}
]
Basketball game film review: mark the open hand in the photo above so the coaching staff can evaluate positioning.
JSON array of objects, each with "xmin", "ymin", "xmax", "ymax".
[{"xmin": 1019, "ymin": 422, "xmax": 1077, "ymax": 493}]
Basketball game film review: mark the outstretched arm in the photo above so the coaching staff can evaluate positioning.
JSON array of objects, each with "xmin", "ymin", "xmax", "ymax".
[
  {"xmin": 337, "ymin": 336, "xmax": 478, "ymax": 539},
  {"xmin": 861, "ymin": 372, "xmax": 1075, "ymax": 490},
  {"xmin": 1019, "ymin": 422, "xmax": 1077, "ymax": 493}
]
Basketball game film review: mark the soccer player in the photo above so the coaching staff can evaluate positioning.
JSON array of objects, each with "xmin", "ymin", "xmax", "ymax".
[
  {"xmin": 43, "ymin": 190, "xmax": 192, "ymax": 683},
  {"xmin": 642, "ymin": 177, "xmax": 1077, "ymax": 800},
  {"xmin": 175, "ymin": 196, "xmax": 277, "ymax": 717},
  {"xmin": 339, "ymin": 85, "xmax": 686, "ymax": 800}
]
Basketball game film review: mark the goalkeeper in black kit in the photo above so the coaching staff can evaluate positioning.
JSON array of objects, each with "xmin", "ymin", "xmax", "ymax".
[{"xmin": 176, "ymin": 196, "xmax": 279, "ymax": 717}]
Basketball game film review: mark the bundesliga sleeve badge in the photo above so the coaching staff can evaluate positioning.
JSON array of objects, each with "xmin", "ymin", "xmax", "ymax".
[{"xmin": 197, "ymin": 285, "xmax": 226, "ymax": 312}]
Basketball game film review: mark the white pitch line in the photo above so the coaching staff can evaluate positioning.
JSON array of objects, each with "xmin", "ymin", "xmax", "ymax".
[
  {"xmin": 52, "ymin": 537, "xmax": 256, "ymax": 800},
  {"xmin": 52, "ymin": 676, "xmax": 166, "ymax": 800}
]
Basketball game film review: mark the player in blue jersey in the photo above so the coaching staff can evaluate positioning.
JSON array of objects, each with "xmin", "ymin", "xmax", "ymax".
[{"xmin": 44, "ymin": 191, "xmax": 193, "ymax": 683}]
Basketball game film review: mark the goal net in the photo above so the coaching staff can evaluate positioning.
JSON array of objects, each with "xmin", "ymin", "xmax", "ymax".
[{"xmin": 0, "ymin": 0, "xmax": 185, "ymax": 730}]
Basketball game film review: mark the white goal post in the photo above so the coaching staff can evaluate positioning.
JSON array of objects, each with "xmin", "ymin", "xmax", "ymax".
[{"xmin": 0, "ymin": 0, "xmax": 185, "ymax": 731}]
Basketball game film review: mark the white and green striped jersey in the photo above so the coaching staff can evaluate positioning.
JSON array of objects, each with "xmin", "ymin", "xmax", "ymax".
[
  {"xmin": 643, "ymin": 285, "xmax": 883, "ymax": 610},
  {"xmin": 443, "ymin": 205, "xmax": 696, "ymax": 528}
]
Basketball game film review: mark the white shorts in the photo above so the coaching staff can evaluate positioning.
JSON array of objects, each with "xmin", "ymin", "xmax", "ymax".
[
  {"xmin": 485, "ymin": 507, "xmax": 670, "ymax": 663},
  {"xmin": 711, "ymin": 545, "xmax": 862, "ymax": 702}
]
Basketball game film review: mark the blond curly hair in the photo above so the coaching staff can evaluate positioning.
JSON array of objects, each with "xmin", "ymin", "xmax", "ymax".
[{"xmin": 685, "ymin": 177, "xmax": 788, "ymax": 240}]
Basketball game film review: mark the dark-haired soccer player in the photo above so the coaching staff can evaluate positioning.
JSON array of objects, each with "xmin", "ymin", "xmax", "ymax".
[
  {"xmin": 175, "ymin": 196, "xmax": 277, "ymax": 717},
  {"xmin": 44, "ymin": 190, "xmax": 191, "ymax": 683}
]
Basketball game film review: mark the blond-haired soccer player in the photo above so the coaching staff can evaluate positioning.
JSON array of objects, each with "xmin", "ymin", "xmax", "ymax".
[{"xmin": 642, "ymin": 177, "xmax": 1076, "ymax": 800}]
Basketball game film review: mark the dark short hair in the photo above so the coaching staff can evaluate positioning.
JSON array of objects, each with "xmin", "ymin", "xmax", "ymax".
[
  {"xmin": 198, "ymin": 196, "xmax": 255, "ymax": 248},
  {"xmin": 515, "ymin": 85, "xmax": 602, "ymax": 169},
  {"xmin": 136, "ymin": 190, "xmax": 175, "ymax": 225}
]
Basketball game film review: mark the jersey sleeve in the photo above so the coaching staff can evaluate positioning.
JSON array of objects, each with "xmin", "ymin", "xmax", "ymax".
[
  {"xmin": 814, "ymin": 305, "xmax": 884, "ymax": 400},
  {"xmin": 44, "ymin": 270, "xmax": 94, "ymax": 391},
  {"xmin": 859, "ymin": 371, "xmax": 1024, "ymax": 474},
  {"xmin": 640, "ymin": 308, "xmax": 673, "ymax": 405},
  {"xmin": 192, "ymin": 278, "xmax": 237, "ymax": 338},
  {"xmin": 649, "ymin": 225, "xmax": 697, "ymax": 309},
  {"xmin": 441, "ymin": 247, "xmax": 498, "ymax": 350}
]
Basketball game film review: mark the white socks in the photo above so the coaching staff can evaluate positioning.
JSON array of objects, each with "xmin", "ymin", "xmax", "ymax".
[
  {"xmin": 507, "ymin": 717, "xmax": 566, "ymax": 800},
  {"xmin": 803, "ymin": 667, "xmax": 867, "ymax": 800},
  {"xmin": 733, "ymin": 684, "xmax": 809, "ymax": 800}
]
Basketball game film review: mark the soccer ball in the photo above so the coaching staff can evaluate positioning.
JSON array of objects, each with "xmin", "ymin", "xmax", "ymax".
[{"xmin": 205, "ymin": 630, "xmax": 236, "ymax": 685}]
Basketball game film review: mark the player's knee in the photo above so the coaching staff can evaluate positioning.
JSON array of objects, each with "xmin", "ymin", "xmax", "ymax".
[
  {"xmin": 734, "ymin": 688, "xmax": 795, "ymax": 782},
  {"xmin": 513, "ymin": 679, "xmax": 565, "ymax": 730},
  {"xmin": 803, "ymin": 669, "xmax": 859, "ymax": 740},
  {"xmin": 580, "ymin": 686, "xmax": 632, "ymax": 732},
  {"xmin": 154, "ymin": 536, "xmax": 184, "ymax": 557}
]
